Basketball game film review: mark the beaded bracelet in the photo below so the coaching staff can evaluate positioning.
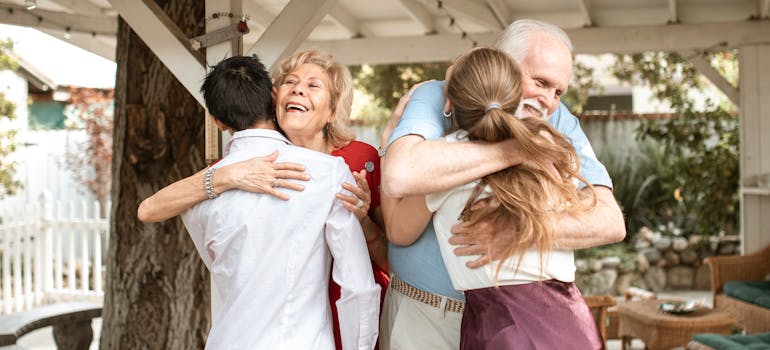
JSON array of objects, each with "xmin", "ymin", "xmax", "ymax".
[{"xmin": 204, "ymin": 167, "xmax": 218, "ymax": 199}]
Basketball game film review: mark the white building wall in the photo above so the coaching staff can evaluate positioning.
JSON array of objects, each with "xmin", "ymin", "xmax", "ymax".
[
  {"xmin": 3, "ymin": 129, "xmax": 96, "ymax": 214},
  {"xmin": 0, "ymin": 70, "xmax": 29, "ymax": 133}
]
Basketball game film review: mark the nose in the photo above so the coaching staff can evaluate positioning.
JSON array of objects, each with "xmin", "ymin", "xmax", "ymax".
[
  {"xmin": 536, "ymin": 88, "xmax": 559, "ymax": 111},
  {"xmin": 291, "ymin": 85, "xmax": 304, "ymax": 96}
]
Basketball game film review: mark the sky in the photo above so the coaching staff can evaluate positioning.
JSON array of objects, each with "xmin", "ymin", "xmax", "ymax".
[{"xmin": 0, "ymin": 24, "xmax": 116, "ymax": 88}]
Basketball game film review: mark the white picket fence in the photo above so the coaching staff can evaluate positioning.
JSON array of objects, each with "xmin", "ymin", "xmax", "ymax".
[{"xmin": 0, "ymin": 192, "xmax": 109, "ymax": 314}]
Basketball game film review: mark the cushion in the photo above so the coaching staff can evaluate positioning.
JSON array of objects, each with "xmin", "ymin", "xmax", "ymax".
[
  {"xmin": 723, "ymin": 281, "xmax": 770, "ymax": 308},
  {"xmin": 692, "ymin": 332, "xmax": 770, "ymax": 350}
]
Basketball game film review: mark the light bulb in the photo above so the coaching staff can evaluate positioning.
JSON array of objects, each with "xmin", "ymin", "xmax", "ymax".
[{"xmin": 24, "ymin": 0, "xmax": 37, "ymax": 10}]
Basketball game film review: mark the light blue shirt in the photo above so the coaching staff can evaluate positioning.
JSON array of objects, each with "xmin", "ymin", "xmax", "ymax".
[{"xmin": 384, "ymin": 80, "xmax": 612, "ymax": 300}]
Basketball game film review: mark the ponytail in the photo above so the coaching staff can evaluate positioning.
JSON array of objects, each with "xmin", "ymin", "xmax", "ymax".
[{"xmin": 446, "ymin": 47, "xmax": 597, "ymax": 280}]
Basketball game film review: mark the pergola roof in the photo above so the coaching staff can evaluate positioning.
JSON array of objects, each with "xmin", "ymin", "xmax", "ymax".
[
  {"xmin": 1, "ymin": 0, "xmax": 769, "ymax": 252},
  {"xmin": 0, "ymin": 0, "xmax": 768, "ymax": 64}
]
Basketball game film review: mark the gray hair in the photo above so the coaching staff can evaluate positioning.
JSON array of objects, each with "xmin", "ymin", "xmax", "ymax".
[{"xmin": 494, "ymin": 19, "xmax": 574, "ymax": 62}]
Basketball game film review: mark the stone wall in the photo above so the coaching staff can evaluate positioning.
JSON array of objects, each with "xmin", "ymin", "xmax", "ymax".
[{"xmin": 575, "ymin": 228, "xmax": 740, "ymax": 296}]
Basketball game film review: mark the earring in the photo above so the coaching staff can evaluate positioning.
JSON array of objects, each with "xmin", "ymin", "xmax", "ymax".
[{"xmin": 442, "ymin": 110, "xmax": 452, "ymax": 118}]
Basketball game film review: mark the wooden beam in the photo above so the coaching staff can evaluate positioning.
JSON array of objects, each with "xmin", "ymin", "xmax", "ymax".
[
  {"xmin": 47, "ymin": 0, "xmax": 108, "ymax": 16},
  {"xmin": 397, "ymin": 0, "xmax": 434, "ymax": 34},
  {"xmin": 38, "ymin": 28, "xmax": 115, "ymax": 61},
  {"xmin": 681, "ymin": 50, "xmax": 739, "ymax": 107},
  {"xmin": 248, "ymin": 0, "xmax": 338, "ymax": 69},
  {"xmin": 107, "ymin": 0, "xmax": 206, "ymax": 105},
  {"xmin": 301, "ymin": 33, "xmax": 478, "ymax": 65},
  {"xmin": 328, "ymin": 5, "xmax": 363, "ymax": 38},
  {"xmin": 668, "ymin": 0, "xmax": 678, "ymax": 23},
  {"xmin": 569, "ymin": 21, "xmax": 770, "ymax": 54},
  {"xmin": 0, "ymin": 2, "xmax": 116, "ymax": 35},
  {"xmin": 485, "ymin": 0, "xmax": 510, "ymax": 28},
  {"xmin": 304, "ymin": 21, "xmax": 770, "ymax": 64},
  {"xmin": 243, "ymin": 0, "xmax": 274, "ymax": 29},
  {"xmin": 439, "ymin": 0, "xmax": 503, "ymax": 31},
  {"xmin": 577, "ymin": 0, "xmax": 593, "ymax": 27}
]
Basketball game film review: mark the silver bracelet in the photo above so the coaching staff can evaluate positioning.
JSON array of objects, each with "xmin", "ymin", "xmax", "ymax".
[{"xmin": 204, "ymin": 167, "xmax": 218, "ymax": 199}]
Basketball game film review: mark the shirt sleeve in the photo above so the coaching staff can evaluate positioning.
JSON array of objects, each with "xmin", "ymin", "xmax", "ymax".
[
  {"xmin": 548, "ymin": 103, "xmax": 613, "ymax": 189},
  {"xmin": 383, "ymin": 80, "xmax": 451, "ymax": 154},
  {"xmin": 325, "ymin": 159, "xmax": 381, "ymax": 350},
  {"xmin": 181, "ymin": 204, "xmax": 215, "ymax": 269}
]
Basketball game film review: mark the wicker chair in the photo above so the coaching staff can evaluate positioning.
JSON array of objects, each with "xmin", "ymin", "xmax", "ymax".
[
  {"xmin": 705, "ymin": 243, "xmax": 770, "ymax": 333},
  {"xmin": 584, "ymin": 295, "xmax": 617, "ymax": 348}
]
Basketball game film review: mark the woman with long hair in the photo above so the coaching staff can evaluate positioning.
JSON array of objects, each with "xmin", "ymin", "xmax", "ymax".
[{"xmin": 385, "ymin": 47, "xmax": 603, "ymax": 349}]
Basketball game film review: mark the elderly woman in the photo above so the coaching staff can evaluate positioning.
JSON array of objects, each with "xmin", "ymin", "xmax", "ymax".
[{"xmin": 137, "ymin": 49, "xmax": 388, "ymax": 350}]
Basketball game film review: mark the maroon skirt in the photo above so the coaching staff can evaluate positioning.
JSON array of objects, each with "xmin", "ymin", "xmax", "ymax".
[{"xmin": 460, "ymin": 280, "xmax": 603, "ymax": 350}]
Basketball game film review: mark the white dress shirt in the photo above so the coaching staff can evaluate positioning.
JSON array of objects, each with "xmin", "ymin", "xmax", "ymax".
[
  {"xmin": 181, "ymin": 129, "xmax": 380, "ymax": 350},
  {"xmin": 425, "ymin": 130, "xmax": 576, "ymax": 292}
]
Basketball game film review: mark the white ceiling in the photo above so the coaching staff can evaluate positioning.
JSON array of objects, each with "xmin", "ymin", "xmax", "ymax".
[{"xmin": 1, "ymin": 0, "xmax": 767, "ymax": 64}]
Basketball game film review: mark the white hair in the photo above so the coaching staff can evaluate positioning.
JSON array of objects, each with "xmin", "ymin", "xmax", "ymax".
[{"xmin": 494, "ymin": 19, "xmax": 574, "ymax": 62}]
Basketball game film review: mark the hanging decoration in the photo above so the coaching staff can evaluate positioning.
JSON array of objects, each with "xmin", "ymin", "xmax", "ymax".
[{"xmin": 190, "ymin": 12, "xmax": 251, "ymax": 51}]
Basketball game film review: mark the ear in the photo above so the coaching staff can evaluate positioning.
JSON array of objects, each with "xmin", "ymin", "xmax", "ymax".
[{"xmin": 443, "ymin": 99, "xmax": 452, "ymax": 114}]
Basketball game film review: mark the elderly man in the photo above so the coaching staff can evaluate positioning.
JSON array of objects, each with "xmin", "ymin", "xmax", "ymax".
[{"xmin": 379, "ymin": 19, "xmax": 625, "ymax": 349}]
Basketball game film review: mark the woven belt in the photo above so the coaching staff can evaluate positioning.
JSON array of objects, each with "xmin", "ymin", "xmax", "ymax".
[{"xmin": 390, "ymin": 275, "xmax": 465, "ymax": 313}]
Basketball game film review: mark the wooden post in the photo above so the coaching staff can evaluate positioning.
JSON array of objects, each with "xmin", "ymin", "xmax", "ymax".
[{"xmin": 739, "ymin": 43, "xmax": 770, "ymax": 254}]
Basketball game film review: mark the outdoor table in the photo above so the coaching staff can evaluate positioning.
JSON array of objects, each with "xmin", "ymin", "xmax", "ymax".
[{"xmin": 617, "ymin": 298, "xmax": 736, "ymax": 350}]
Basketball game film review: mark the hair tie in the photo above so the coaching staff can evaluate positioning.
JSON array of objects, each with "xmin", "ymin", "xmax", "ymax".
[{"xmin": 484, "ymin": 102, "xmax": 502, "ymax": 113}]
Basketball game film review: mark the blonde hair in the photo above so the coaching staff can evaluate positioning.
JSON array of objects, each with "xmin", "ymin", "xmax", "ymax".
[
  {"xmin": 272, "ymin": 49, "xmax": 355, "ymax": 149},
  {"xmin": 445, "ymin": 47, "xmax": 595, "ymax": 279}
]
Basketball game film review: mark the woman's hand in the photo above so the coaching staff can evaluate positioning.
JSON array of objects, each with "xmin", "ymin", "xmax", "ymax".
[
  {"xmin": 336, "ymin": 170, "xmax": 371, "ymax": 222},
  {"xmin": 219, "ymin": 150, "xmax": 310, "ymax": 200}
]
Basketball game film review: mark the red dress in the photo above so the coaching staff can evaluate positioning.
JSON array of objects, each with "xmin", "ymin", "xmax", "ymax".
[{"xmin": 330, "ymin": 140, "xmax": 389, "ymax": 350}]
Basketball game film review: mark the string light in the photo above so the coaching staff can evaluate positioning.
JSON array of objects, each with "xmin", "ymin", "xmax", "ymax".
[
  {"xmin": 433, "ymin": 0, "xmax": 478, "ymax": 47},
  {"xmin": 1, "ymin": 4, "xmax": 92, "ymax": 40}
]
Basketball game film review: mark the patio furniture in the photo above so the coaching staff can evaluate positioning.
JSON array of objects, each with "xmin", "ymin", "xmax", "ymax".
[
  {"xmin": 606, "ymin": 287, "xmax": 657, "ymax": 343},
  {"xmin": 705, "ymin": 243, "xmax": 770, "ymax": 333},
  {"xmin": 687, "ymin": 332, "xmax": 770, "ymax": 350},
  {"xmin": 583, "ymin": 294, "xmax": 617, "ymax": 348},
  {"xmin": 0, "ymin": 302, "xmax": 101, "ymax": 349},
  {"xmin": 617, "ymin": 298, "xmax": 736, "ymax": 350}
]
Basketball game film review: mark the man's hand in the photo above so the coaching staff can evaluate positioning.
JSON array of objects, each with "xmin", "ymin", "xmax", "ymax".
[{"xmin": 449, "ymin": 219, "xmax": 512, "ymax": 269}]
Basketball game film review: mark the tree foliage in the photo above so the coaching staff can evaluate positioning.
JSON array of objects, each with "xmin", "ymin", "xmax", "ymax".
[
  {"xmin": 611, "ymin": 51, "xmax": 739, "ymax": 236},
  {"xmin": 0, "ymin": 38, "xmax": 21, "ymax": 197},
  {"xmin": 350, "ymin": 62, "xmax": 450, "ymax": 112},
  {"xmin": 562, "ymin": 60, "xmax": 601, "ymax": 114},
  {"xmin": 63, "ymin": 87, "xmax": 113, "ymax": 213}
]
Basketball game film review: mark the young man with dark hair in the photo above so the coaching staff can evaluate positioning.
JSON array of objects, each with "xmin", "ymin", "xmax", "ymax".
[{"xmin": 180, "ymin": 56, "xmax": 379, "ymax": 349}]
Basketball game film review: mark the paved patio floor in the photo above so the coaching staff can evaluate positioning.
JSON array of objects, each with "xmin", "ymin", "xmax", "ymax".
[{"xmin": 14, "ymin": 290, "xmax": 712, "ymax": 349}]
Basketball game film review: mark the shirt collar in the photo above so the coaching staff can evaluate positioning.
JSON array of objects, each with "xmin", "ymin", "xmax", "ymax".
[{"xmin": 225, "ymin": 129, "xmax": 292, "ymax": 155}]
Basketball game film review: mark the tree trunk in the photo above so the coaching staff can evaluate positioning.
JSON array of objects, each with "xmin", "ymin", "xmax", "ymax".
[{"xmin": 101, "ymin": 1, "xmax": 209, "ymax": 349}]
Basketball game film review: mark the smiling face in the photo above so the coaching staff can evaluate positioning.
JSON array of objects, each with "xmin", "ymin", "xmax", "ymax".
[
  {"xmin": 274, "ymin": 63, "xmax": 334, "ymax": 150},
  {"xmin": 517, "ymin": 32, "xmax": 573, "ymax": 117}
]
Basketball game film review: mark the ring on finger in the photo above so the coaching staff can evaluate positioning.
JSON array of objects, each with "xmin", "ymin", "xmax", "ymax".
[
  {"xmin": 273, "ymin": 180, "xmax": 279, "ymax": 188},
  {"xmin": 355, "ymin": 199, "xmax": 364, "ymax": 208}
]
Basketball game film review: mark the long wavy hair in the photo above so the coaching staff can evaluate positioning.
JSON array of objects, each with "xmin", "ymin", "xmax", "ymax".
[{"xmin": 445, "ymin": 47, "xmax": 596, "ymax": 279}]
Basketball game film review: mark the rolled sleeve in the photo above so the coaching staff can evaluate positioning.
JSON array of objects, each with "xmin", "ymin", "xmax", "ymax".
[
  {"xmin": 549, "ymin": 103, "xmax": 613, "ymax": 189},
  {"xmin": 384, "ymin": 80, "xmax": 451, "ymax": 152},
  {"xmin": 326, "ymin": 161, "xmax": 380, "ymax": 350}
]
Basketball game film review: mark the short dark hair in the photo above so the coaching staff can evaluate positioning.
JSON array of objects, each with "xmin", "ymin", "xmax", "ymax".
[{"xmin": 201, "ymin": 55, "xmax": 274, "ymax": 131}]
